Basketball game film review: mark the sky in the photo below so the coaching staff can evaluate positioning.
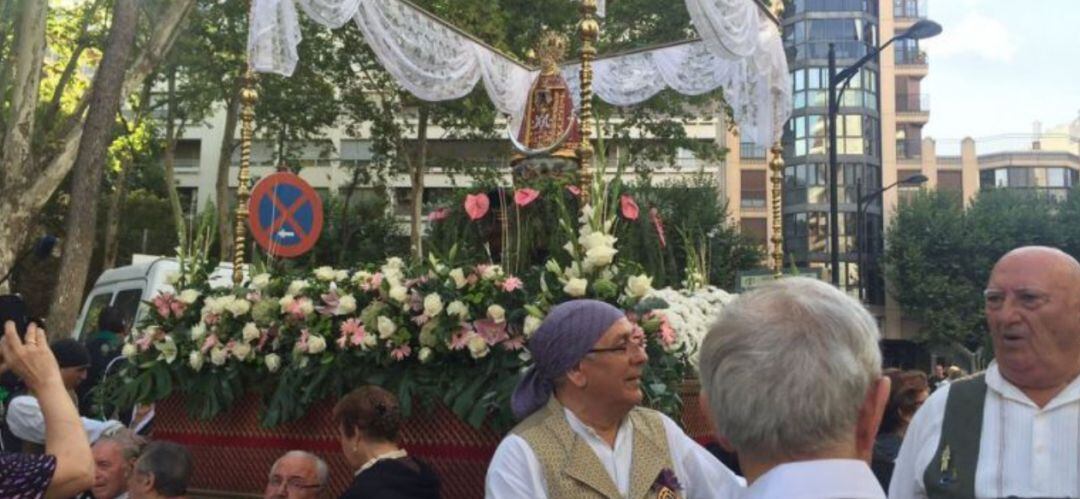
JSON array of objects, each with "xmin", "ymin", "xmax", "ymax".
[{"xmin": 920, "ymin": 0, "xmax": 1080, "ymax": 141}]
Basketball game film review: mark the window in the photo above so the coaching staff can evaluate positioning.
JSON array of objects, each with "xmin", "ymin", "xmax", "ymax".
[
  {"xmin": 741, "ymin": 170, "xmax": 767, "ymax": 209},
  {"xmin": 113, "ymin": 289, "xmax": 144, "ymax": 332},
  {"xmin": 79, "ymin": 294, "xmax": 113, "ymax": 341},
  {"xmin": 938, "ymin": 171, "xmax": 962, "ymax": 192}
]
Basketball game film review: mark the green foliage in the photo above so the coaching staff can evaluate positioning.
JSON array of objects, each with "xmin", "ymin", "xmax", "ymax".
[
  {"xmin": 309, "ymin": 189, "xmax": 410, "ymax": 268},
  {"xmin": 885, "ymin": 188, "xmax": 1070, "ymax": 353}
]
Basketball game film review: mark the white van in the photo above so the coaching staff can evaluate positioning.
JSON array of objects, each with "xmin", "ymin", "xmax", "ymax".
[{"xmin": 71, "ymin": 255, "xmax": 237, "ymax": 341}]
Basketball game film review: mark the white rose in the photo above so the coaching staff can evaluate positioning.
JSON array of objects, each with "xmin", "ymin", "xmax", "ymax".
[
  {"xmin": 449, "ymin": 268, "xmax": 468, "ymax": 289},
  {"xmin": 389, "ymin": 286, "xmax": 408, "ymax": 303},
  {"xmin": 467, "ymin": 334, "xmax": 490, "ymax": 359},
  {"xmin": 287, "ymin": 279, "xmax": 309, "ymax": 296},
  {"xmin": 335, "ymin": 270, "xmax": 349, "ymax": 281},
  {"xmin": 626, "ymin": 274, "xmax": 653, "ymax": 298},
  {"xmin": 524, "ymin": 315, "xmax": 543, "ymax": 338},
  {"xmin": 155, "ymin": 338, "xmax": 178, "ymax": 364},
  {"xmin": 351, "ymin": 270, "xmax": 372, "ymax": 284},
  {"xmin": 226, "ymin": 298, "xmax": 251, "ymax": 317},
  {"xmin": 314, "ymin": 266, "xmax": 337, "ymax": 282},
  {"xmin": 265, "ymin": 353, "xmax": 281, "ymax": 372},
  {"xmin": 481, "ymin": 265, "xmax": 502, "ymax": 280},
  {"xmin": 361, "ymin": 334, "xmax": 377, "ymax": 350},
  {"xmin": 299, "ymin": 298, "xmax": 315, "ymax": 317},
  {"xmin": 384, "ymin": 257, "xmax": 404, "ymax": 269},
  {"xmin": 579, "ymin": 231, "xmax": 614, "ymax": 250},
  {"xmin": 585, "ymin": 245, "xmax": 618, "ymax": 268},
  {"xmin": 251, "ymin": 273, "xmax": 271, "ymax": 290},
  {"xmin": 232, "ymin": 342, "xmax": 252, "ymax": 361},
  {"xmin": 307, "ymin": 335, "xmax": 327, "ymax": 354},
  {"xmin": 419, "ymin": 347, "xmax": 433, "ymax": 364},
  {"xmin": 423, "ymin": 294, "xmax": 444, "ymax": 317},
  {"xmin": 337, "ymin": 295, "xmax": 357, "ymax": 315},
  {"xmin": 278, "ymin": 294, "xmax": 295, "ymax": 310},
  {"xmin": 242, "ymin": 322, "xmax": 261, "ymax": 342},
  {"xmin": 122, "ymin": 343, "xmax": 138, "ymax": 359},
  {"xmin": 446, "ymin": 300, "xmax": 469, "ymax": 320},
  {"xmin": 564, "ymin": 278, "xmax": 588, "ymax": 297},
  {"xmin": 210, "ymin": 347, "xmax": 228, "ymax": 366},
  {"xmin": 216, "ymin": 295, "xmax": 236, "ymax": 314},
  {"xmin": 487, "ymin": 304, "xmax": 506, "ymax": 323},
  {"xmin": 377, "ymin": 316, "xmax": 396, "ymax": 339},
  {"xmin": 178, "ymin": 289, "xmax": 201, "ymax": 305},
  {"xmin": 189, "ymin": 351, "xmax": 205, "ymax": 372}
]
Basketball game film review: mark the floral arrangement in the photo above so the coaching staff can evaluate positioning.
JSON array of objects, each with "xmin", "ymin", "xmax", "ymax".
[{"xmin": 645, "ymin": 286, "xmax": 735, "ymax": 368}]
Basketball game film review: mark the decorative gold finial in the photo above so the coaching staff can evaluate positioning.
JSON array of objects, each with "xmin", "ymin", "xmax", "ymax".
[
  {"xmin": 769, "ymin": 142, "xmax": 784, "ymax": 278},
  {"xmin": 536, "ymin": 31, "xmax": 568, "ymax": 75},
  {"xmin": 234, "ymin": 68, "xmax": 257, "ymax": 286},
  {"xmin": 770, "ymin": 0, "xmax": 785, "ymax": 17}
]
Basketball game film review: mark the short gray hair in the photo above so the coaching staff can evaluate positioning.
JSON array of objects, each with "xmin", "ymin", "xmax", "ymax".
[
  {"xmin": 134, "ymin": 441, "xmax": 192, "ymax": 497},
  {"xmin": 93, "ymin": 428, "xmax": 146, "ymax": 462},
  {"xmin": 698, "ymin": 277, "xmax": 882, "ymax": 460},
  {"xmin": 270, "ymin": 450, "xmax": 329, "ymax": 487}
]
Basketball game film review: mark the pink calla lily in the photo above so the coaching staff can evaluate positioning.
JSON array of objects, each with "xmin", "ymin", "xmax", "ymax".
[
  {"xmin": 620, "ymin": 194, "xmax": 640, "ymax": 220},
  {"xmin": 464, "ymin": 193, "xmax": 490, "ymax": 220},
  {"xmin": 567, "ymin": 185, "xmax": 582, "ymax": 197},
  {"xmin": 514, "ymin": 188, "xmax": 540, "ymax": 207}
]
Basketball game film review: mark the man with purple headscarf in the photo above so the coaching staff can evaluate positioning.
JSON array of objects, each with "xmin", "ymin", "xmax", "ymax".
[{"xmin": 484, "ymin": 300, "xmax": 743, "ymax": 499}]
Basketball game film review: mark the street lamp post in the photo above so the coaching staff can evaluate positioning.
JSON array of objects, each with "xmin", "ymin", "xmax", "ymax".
[
  {"xmin": 827, "ymin": 19, "xmax": 941, "ymax": 286},
  {"xmin": 855, "ymin": 173, "xmax": 928, "ymax": 301}
]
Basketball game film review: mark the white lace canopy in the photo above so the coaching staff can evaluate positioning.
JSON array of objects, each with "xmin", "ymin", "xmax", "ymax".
[{"xmin": 248, "ymin": 0, "xmax": 790, "ymax": 145}]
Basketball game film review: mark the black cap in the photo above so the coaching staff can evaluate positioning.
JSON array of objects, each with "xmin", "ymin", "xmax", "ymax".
[{"xmin": 50, "ymin": 338, "xmax": 90, "ymax": 368}]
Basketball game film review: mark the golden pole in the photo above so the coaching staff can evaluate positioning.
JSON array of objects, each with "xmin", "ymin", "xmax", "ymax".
[
  {"xmin": 769, "ymin": 142, "xmax": 784, "ymax": 278},
  {"xmin": 577, "ymin": 0, "xmax": 599, "ymax": 205},
  {"xmin": 233, "ymin": 68, "xmax": 257, "ymax": 286}
]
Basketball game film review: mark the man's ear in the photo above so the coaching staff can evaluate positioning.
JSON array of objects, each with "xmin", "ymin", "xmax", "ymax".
[{"xmin": 855, "ymin": 376, "xmax": 891, "ymax": 462}]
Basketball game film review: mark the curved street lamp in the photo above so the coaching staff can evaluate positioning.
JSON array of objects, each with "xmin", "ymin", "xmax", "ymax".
[
  {"xmin": 855, "ymin": 173, "xmax": 928, "ymax": 301},
  {"xmin": 827, "ymin": 19, "xmax": 942, "ymax": 286}
]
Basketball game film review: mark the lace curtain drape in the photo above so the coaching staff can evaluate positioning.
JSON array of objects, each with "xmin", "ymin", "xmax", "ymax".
[{"xmin": 248, "ymin": 0, "xmax": 790, "ymax": 145}]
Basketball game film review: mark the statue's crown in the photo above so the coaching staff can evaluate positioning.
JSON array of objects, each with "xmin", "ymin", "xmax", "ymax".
[{"xmin": 536, "ymin": 31, "xmax": 568, "ymax": 73}]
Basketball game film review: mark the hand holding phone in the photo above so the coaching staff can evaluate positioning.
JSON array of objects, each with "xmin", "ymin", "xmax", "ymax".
[{"xmin": 0, "ymin": 294, "xmax": 29, "ymax": 340}]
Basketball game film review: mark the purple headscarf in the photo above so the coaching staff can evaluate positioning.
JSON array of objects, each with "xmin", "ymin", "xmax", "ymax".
[{"xmin": 511, "ymin": 299, "xmax": 625, "ymax": 420}]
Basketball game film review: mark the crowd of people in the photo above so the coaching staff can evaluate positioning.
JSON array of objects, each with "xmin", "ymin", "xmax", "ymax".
[{"xmin": 1, "ymin": 244, "xmax": 1078, "ymax": 498}]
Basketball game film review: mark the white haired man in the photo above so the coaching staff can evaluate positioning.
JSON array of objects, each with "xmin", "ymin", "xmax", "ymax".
[
  {"xmin": 698, "ymin": 277, "xmax": 891, "ymax": 498},
  {"xmin": 890, "ymin": 246, "xmax": 1080, "ymax": 498},
  {"xmin": 264, "ymin": 450, "xmax": 328, "ymax": 499},
  {"xmin": 82, "ymin": 429, "xmax": 145, "ymax": 499}
]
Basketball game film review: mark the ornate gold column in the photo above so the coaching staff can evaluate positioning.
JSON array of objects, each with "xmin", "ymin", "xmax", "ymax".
[
  {"xmin": 769, "ymin": 142, "xmax": 784, "ymax": 278},
  {"xmin": 577, "ymin": 0, "xmax": 599, "ymax": 205},
  {"xmin": 233, "ymin": 68, "xmax": 257, "ymax": 286}
]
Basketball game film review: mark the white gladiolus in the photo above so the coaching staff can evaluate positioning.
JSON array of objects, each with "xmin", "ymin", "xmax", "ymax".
[
  {"xmin": 423, "ymin": 294, "xmax": 444, "ymax": 317},
  {"xmin": 178, "ymin": 289, "xmax": 201, "ymax": 305},
  {"xmin": 232, "ymin": 342, "xmax": 252, "ymax": 361},
  {"xmin": 242, "ymin": 322, "xmax": 260, "ymax": 342},
  {"xmin": 337, "ymin": 295, "xmax": 357, "ymax": 315},
  {"xmin": 122, "ymin": 343, "xmax": 138, "ymax": 359},
  {"xmin": 226, "ymin": 298, "xmax": 251, "ymax": 317},
  {"xmin": 467, "ymin": 334, "xmax": 490, "ymax": 359},
  {"xmin": 210, "ymin": 347, "xmax": 228, "ymax": 366},
  {"xmin": 265, "ymin": 353, "xmax": 282, "ymax": 372},
  {"xmin": 626, "ymin": 274, "xmax": 653, "ymax": 298},
  {"xmin": 287, "ymin": 279, "xmax": 309, "ymax": 296},
  {"xmin": 449, "ymin": 268, "xmax": 468, "ymax": 289},
  {"xmin": 307, "ymin": 335, "xmax": 327, "ymax": 354},
  {"xmin": 389, "ymin": 286, "xmax": 408, "ymax": 303},
  {"xmin": 419, "ymin": 347, "xmax": 433, "ymax": 363},
  {"xmin": 251, "ymin": 273, "xmax": 271, "ymax": 290},
  {"xmin": 189, "ymin": 351, "xmax": 205, "ymax": 372},
  {"xmin": 446, "ymin": 300, "xmax": 469, "ymax": 319},
  {"xmin": 487, "ymin": 304, "xmax": 506, "ymax": 323},
  {"xmin": 314, "ymin": 266, "xmax": 337, "ymax": 282},
  {"xmin": 523, "ymin": 315, "xmax": 543, "ymax": 338},
  {"xmin": 564, "ymin": 278, "xmax": 588, "ymax": 297},
  {"xmin": 377, "ymin": 316, "xmax": 396, "ymax": 338}
]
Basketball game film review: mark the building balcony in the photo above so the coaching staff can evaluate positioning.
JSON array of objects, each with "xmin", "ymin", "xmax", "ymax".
[
  {"xmin": 896, "ymin": 93, "xmax": 930, "ymax": 123},
  {"xmin": 893, "ymin": 0, "xmax": 928, "ymax": 22},
  {"xmin": 894, "ymin": 50, "xmax": 929, "ymax": 77},
  {"xmin": 739, "ymin": 142, "xmax": 769, "ymax": 161},
  {"xmin": 895, "ymin": 138, "xmax": 922, "ymax": 162}
]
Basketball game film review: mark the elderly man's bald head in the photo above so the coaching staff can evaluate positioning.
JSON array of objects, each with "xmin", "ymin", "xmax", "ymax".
[{"xmin": 986, "ymin": 246, "xmax": 1080, "ymax": 401}]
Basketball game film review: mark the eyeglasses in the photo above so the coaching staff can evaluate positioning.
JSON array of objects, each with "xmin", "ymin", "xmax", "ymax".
[
  {"xmin": 984, "ymin": 288, "xmax": 1050, "ymax": 311},
  {"xmin": 267, "ymin": 476, "xmax": 322, "ymax": 492},
  {"xmin": 588, "ymin": 335, "xmax": 646, "ymax": 355}
]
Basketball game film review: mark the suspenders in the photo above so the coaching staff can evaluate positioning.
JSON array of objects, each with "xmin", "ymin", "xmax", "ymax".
[{"xmin": 924, "ymin": 374, "xmax": 987, "ymax": 499}]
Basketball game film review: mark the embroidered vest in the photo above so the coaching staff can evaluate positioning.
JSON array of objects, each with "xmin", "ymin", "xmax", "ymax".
[
  {"xmin": 924, "ymin": 373, "xmax": 987, "ymax": 499},
  {"xmin": 513, "ymin": 397, "xmax": 677, "ymax": 499}
]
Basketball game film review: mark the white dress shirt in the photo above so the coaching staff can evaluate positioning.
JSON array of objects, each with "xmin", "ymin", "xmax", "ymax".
[
  {"xmin": 890, "ymin": 362, "xmax": 1080, "ymax": 498},
  {"xmin": 5, "ymin": 395, "xmax": 124, "ymax": 445},
  {"xmin": 741, "ymin": 459, "xmax": 885, "ymax": 499},
  {"xmin": 485, "ymin": 407, "xmax": 745, "ymax": 498}
]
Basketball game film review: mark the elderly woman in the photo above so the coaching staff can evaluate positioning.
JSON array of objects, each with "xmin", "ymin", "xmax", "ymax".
[
  {"xmin": 871, "ymin": 369, "xmax": 929, "ymax": 488},
  {"xmin": 334, "ymin": 386, "xmax": 440, "ymax": 499}
]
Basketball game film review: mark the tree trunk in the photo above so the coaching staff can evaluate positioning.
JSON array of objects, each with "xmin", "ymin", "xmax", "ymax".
[
  {"xmin": 409, "ymin": 105, "xmax": 429, "ymax": 261},
  {"xmin": 216, "ymin": 84, "xmax": 242, "ymax": 262},
  {"xmin": 46, "ymin": 0, "xmax": 138, "ymax": 337},
  {"xmin": 0, "ymin": 0, "xmax": 195, "ymax": 290},
  {"xmin": 336, "ymin": 167, "xmax": 362, "ymax": 265},
  {"xmin": 0, "ymin": 0, "xmax": 46, "ymax": 191},
  {"xmin": 102, "ymin": 154, "xmax": 132, "ymax": 269}
]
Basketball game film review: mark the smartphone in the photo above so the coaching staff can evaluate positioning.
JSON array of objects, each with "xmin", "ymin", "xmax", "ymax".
[{"xmin": 0, "ymin": 294, "xmax": 30, "ymax": 340}]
